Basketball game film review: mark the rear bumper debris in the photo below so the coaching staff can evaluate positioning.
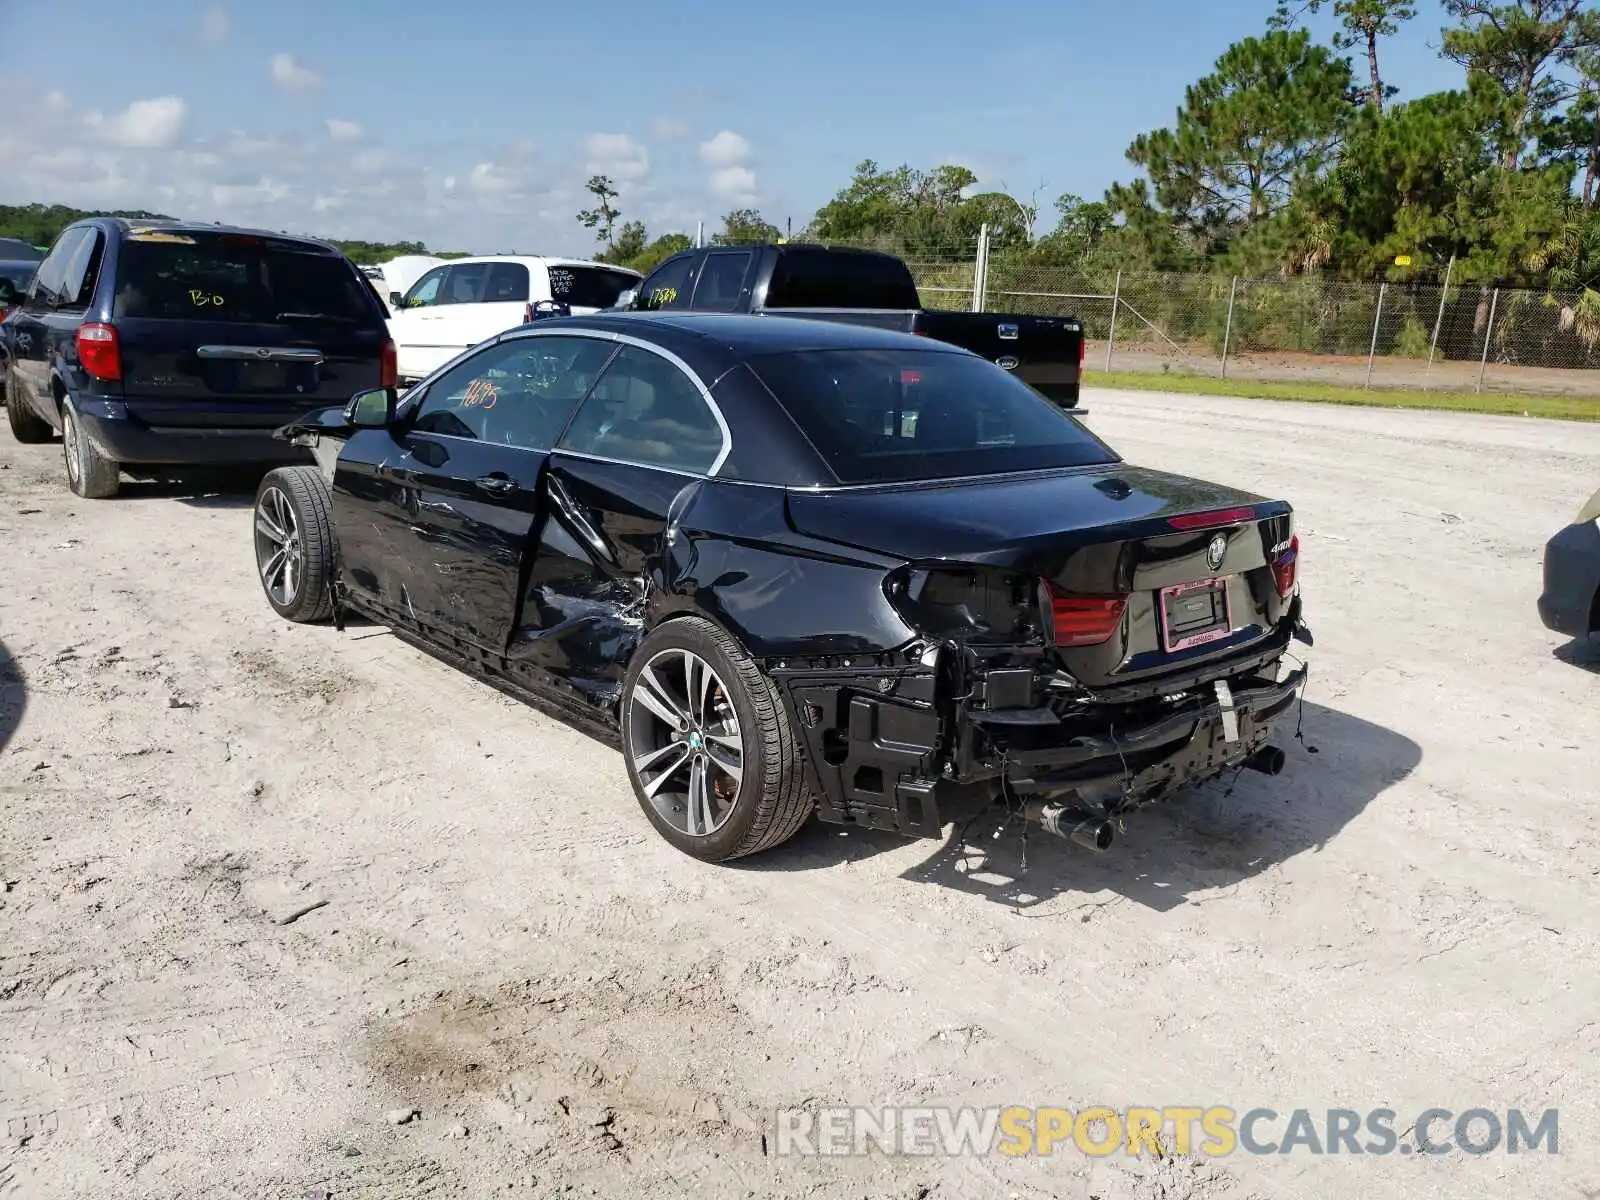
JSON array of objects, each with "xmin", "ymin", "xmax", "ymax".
[{"xmin": 775, "ymin": 655, "xmax": 1307, "ymax": 841}]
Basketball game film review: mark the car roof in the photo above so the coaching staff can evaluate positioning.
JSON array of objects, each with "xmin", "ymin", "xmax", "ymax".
[
  {"xmin": 564, "ymin": 311, "xmax": 972, "ymax": 357},
  {"xmin": 96, "ymin": 217, "xmax": 344, "ymax": 253}
]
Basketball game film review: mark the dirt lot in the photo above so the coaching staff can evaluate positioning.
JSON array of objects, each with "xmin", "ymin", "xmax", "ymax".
[{"xmin": 2, "ymin": 390, "xmax": 1597, "ymax": 1200}]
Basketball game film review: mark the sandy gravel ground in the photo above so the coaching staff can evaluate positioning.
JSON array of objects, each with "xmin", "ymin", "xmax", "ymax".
[{"xmin": 1, "ymin": 389, "xmax": 1597, "ymax": 1200}]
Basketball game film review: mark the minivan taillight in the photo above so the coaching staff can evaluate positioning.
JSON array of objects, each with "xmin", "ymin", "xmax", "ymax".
[
  {"xmin": 522, "ymin": 302, "xmax": 533, "ymax": 324},
  {"xmin": 1273, "ymin": 535, "xmax": 1299, "ymax": 599},
  {"xmin": 1039, "ymin": 580, "xmax": 1128, "ymax": 647},
  {"xmin": 379, "ymin": 338, "xmax": 397, "ymax": 388},
  {"xmin": 76, "ymin": 323, "xmax": 122, "ymax": 381}
]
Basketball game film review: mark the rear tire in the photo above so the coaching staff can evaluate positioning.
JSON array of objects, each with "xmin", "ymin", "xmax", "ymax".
[
  {"xmin": 61, "ymin": 398, "xmax": 119, "ymax": 497},
  {"xmin": 5, "ymin": 372, "xmax": 53, "ymax": 444},
  {"xmin": 253, "ymin": 466, "xmax": 336, "ymax": 623},
  {"xmin": 620, "ymin": 616, "xmax": 813, "ymax": 862}
]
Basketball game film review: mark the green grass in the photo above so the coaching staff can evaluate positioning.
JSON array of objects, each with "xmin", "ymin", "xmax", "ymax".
[{"xmin": 1086, "ymin": 370, "xmax": 1600, "ymax": 422}]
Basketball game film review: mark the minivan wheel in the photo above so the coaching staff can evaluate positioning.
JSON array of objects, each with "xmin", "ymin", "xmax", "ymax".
[
  {"xmin": 620, "ymin": 616, "xmax": 813, "ymax": 862},
  {"xmin": 253, "ymin": 466, "xmax": 336, "ymax": 623},
  {"xmin": 4, "ymin": 371, "xmax": 53, "ymax": 444},
  {"xmin": 61, "ymin": 400, "xmax": 120, "ymax": 497}
]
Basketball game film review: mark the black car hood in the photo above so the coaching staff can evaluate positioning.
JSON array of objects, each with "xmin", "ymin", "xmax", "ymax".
[{"xmin": 784, "ymin": 464, "xmax": 1285, "ymax": 567}]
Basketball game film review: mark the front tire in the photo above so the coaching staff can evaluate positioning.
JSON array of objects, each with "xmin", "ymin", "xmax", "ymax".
[
  {"xmin": 5, "ymin": 371, "xmax": 54, "ymax": 444},
  {"xmin": 620, "ymin": 616, "xmax": 812, "ymax": 862},
  {"xmin": 61, "ymin": 399, "xmax": 119, "ymax": 497},
  {"xmin": 253, "ymin": 466, "xmax": 336, "ymax": 623}
]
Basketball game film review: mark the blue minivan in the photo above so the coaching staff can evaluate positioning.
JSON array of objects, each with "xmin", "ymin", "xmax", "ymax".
[{"xmin": 2, "ymin": 218, "xmax": 395, "ymax": 497}]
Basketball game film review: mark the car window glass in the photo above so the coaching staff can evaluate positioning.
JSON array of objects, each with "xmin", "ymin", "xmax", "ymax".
[
  {"xmin": 746, "ymin": 348, "xmax": 1117, "ymax": 484},
  {"xmin": 411, "ymin": 335, "xmax": 618, "ymax": 448},
  {"xmin": 111, "ymin": 233, "xmax": 378, "ymax": 323},
  {"xmin": 484, "ymin": 262, "xmax": 530, "ymax": 303},
  {"xmin": 557, "ymin": 344, "xmax": 724, "ymax": 473},
  {"xmin": 61, "ymin": 230, "xmax": 103, "ymax": 308},
  {"xmin": 439, "ymin": 262, "xmax": 491, "ymax": 305},
  {"xmin": 401, "ymin": 267, "xmax": 447, "ymax": 309},
  {"xmin": 29, "ymin": 229, "xmax": 82, "ymax": 308},
  {"xmin": 547, "ymin": 265, "xmax": 639, "ymax": 309},
  {"xmin": 636, "ymin": 254, "xmax": 695, "ymax": 311},
  {"xmin": 691, "ymin": 251, "xmax": 751, "ymax": 312}
]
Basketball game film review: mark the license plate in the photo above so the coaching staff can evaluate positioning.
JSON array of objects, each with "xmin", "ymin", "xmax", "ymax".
[{"xmin": 1159, "ymin": 577, "xmax": 1232, "ymax": 652}]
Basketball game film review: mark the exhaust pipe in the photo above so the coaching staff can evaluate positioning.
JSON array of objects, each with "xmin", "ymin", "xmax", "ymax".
[
  {"xmin": 1245, "ymin": 745, "xmax": 1287, "ymax": 776},
  {"xmin": 1025, "ymin": 801, "xmax": 1115, "ymax": 853}
]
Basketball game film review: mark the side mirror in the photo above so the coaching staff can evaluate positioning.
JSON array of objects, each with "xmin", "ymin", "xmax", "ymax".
[
  {"xmin": 389, "ymin": 291, "xmax": 403, "ymax": 308},
  {"xmin": 345, "ymin": 386, "xmax": 397, "ymax": 428},
  {"xmin": 613, "ymin": 287, "xmax": 637, "ymax": 310}
]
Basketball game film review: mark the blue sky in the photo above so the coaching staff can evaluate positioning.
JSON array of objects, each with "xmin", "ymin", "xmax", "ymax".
[{"xmin": 0, "ymin": 0, "xmax": 1475, "ymax": 256}]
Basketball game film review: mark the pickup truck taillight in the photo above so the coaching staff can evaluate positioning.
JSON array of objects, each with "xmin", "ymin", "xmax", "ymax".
[
  {"xmin": 76, "ymin": 323, "xmax": 122, "ymax": 381},
  {"xmin": 1039, "ymin": 579, "xmax": 1127, "ymax": 647},
  {"xmin": 1272, "ymin": 535, "xmax": 1299, "ymax": 599},
  {"xmin": 379, "ymin": 338, "xmax": 398, "ymax": 388},
  {"xmin": 1079, "ymin": 333, "xmax": 1086, "ymax": 365}
]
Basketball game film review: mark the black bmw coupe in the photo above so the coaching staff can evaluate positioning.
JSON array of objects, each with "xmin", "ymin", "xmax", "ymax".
[{"xmin": 251, "ymin": 313, "xmax": 1312, "ymax": 861}]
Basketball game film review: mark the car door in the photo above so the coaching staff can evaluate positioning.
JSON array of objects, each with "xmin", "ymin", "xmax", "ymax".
[
  {"xmin": 522, "ymin": 340, "xmax": 730, "ymax": 706},
  {"xmin": 632, "ymin": 253, "xmax": 699, "ymax": 312},
  {"xmin": 387, "ymin": 265, "xmax": 449, "ymax": 381},
  {"xmin": 7, "ymin": 227, "xmax": 85, "ymax": 425},
  {"xmin": 419, "ymin": 261, "xmax": 494, "ymax": 375},
  {"xmin": 331, "ymin": 332, "xmax": 619, "ymax": 650}
]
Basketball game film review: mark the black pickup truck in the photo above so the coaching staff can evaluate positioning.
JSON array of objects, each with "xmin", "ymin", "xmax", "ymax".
[{"xmin": 614, "ymin": 242, "xmax": 1086, "ymax": 409}]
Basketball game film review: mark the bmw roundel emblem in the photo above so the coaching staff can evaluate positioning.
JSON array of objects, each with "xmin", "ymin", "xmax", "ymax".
[
  {"xmin": 1206, "ymin": 533, "xmax": 1228, "ymax": 571},
  {"xmin": 996, "ymin": 355, "xmax": 1019, "ymax": 371}
]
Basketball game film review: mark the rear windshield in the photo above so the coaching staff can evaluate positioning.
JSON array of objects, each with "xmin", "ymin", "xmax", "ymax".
[
  {"xmin": 112, "ymin": 234, "xmax": 378, "ymax": 324},
  {"xmin": 764, "ymin": 248, "xmax": 920, "ymax": 309},
  {"xmin": 0, "ymin": 238, "xmax": 44, "ymax": 262},
  {"xmin": 548, "ymin": 265, "xmax": 638, "ymax": 309},
  {"xmin": 747, "ymin": 349, "xmax": 1118, "ymax": 485}
]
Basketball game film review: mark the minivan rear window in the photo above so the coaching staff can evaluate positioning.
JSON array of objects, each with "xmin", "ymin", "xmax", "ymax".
[
  {"xmin": 548, "ymin": 265, "xmax": 638, "ymax": 310},
  {"xmin": 112, "ymin": 234, "xmax": 378, "ymax": 324}
]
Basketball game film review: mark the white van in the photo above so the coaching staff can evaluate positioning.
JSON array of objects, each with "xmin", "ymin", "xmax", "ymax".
[{"xmin": 386, "ymin": 255, "xmax": 641, "ymax": 382}]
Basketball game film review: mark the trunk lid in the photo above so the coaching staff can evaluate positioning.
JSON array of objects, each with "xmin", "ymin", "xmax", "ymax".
[{"xmin": 785, "ymin": 464, "xmax": 1296, "ymax": 689}]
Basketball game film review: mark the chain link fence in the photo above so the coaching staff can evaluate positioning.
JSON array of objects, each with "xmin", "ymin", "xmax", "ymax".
[{"xmin": 859, "ymin": 231, "xmax": 1600, "ymax": 399}]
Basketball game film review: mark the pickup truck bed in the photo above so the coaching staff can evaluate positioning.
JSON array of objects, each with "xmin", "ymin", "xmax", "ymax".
[{"xmin": 619, "ymin": 243, "xmax": 1086, "ymax": 408}]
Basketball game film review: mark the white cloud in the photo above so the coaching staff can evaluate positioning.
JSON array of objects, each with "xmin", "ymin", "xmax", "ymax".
[
  {"xmin": 92, "ymin": 96, "xmax": 188, "ymax": 149},
  {"xmin": 709, "ymin": 166, "xmax": 758, "ymax": 203},
  {"xmin": 270, "ymin": 53, "xmax": 322, "ymax": 93},
  {"xmin": 196, "ymin": 6, "xmax": 229, "ymax": 47},
  {"xmin": 326, "ymin": 119, "xmax": 363, "ymax": 141},
  {"xmin": 650, "ymin": 117, "xmax": 689, "ymax": 140},
  {"xmin": 0, "ymin": 75, "xmax": 712, "ymax": 257},
  {"xmin": 698, "ymin": 130, "xmax": 750, "ymax": 168},
  {"xmin": 583, "ymin": 132, "xmax": 649, "ymax": 183}
]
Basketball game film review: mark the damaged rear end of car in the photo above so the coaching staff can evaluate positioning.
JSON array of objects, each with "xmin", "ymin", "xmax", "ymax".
[{"xmin": 770, "ymin": 467, "xmax": 1313, "ymax": 852}]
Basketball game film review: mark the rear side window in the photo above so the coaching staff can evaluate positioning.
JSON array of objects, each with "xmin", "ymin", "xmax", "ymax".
[
  {"xmin": 60, "ymin": 230, "xmax": 104, "ymax": 308},
  {"xmin": 439, "ymin": 262, "xmax": 491, "ymax": 305},
  {"xmin": 547, "ymin": 265, "xmax": 639, "ymax": 309},
  {"xmin": 484, "ymin": 262, "xmax": 529, "ymax": 303},
  {"xmin": 765, "ymin": 249, "xmax": 920, "ymax": 309},
  {"xmin": 691, "ymin": 251, "xmax": 751, "ymax": 312},
  {"xmin": 111, "ymin": 233, "xmax": 379, "ymax": 324}
]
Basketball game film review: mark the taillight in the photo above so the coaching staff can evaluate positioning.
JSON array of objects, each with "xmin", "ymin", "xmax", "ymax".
[
  {"xmin": 76, "ymin": 323, "xmax": 122, "ymax": 381},
  {"xmin": 1079, "ymin": 333, "xmax": 1086, "ymax": 365},
  {"xmin": 522, "ymin": 302, "xmax": 533, "ymax": 324},
  {"xmin": 1167, "ymin": 506, "xmax": 1256, "ymax": 531},
  {"xmin": 379, "ymin": 338, "xmax": 397, "ymax": 388},
  {"xmin": 1039, "ymin": 580, "xmax": 1127, "ymax": 647},
  {"xmin": 1272, "ymin": 535, "xmax": 1299, "ymax": 599}
]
